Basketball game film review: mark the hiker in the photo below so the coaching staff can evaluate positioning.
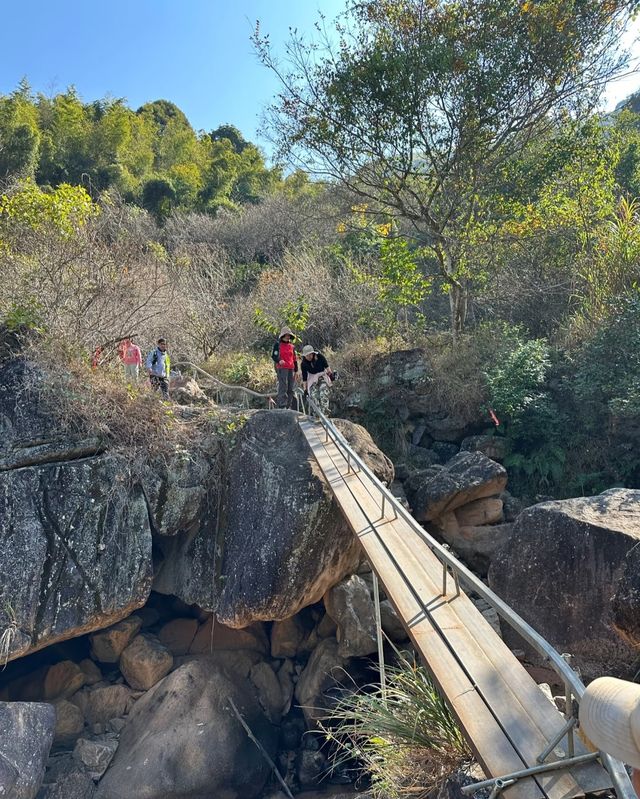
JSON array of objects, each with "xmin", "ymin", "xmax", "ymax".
[
  {"xmin": 300, "ymin": 344, "xmax": 333, "ymax": 417},
  {"xmin": 90, "ymin": 345, "xmax": 103, "ymax": 370},
  {"xmin": 146, "ymin": 338, "xmax": 171, "ymax": 399},
  {"xmin": 120, "ymin": 337, "xmax": 142, "ymax": 383},
  {"xmin": 271, "ymin": 326, "xmax": 298, "ymax": 409}
]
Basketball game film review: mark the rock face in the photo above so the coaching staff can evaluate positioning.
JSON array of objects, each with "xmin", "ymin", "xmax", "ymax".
[
  {"xmin": 95, "ymin": 660, "xmax": 277, "ymax": 799},
  {"xmin": 0, "ymin": 701, "xmax": 56, "ymax": 799},
  {"xmin": 216, "ymin": 411, "xmax": 392, "ymax": 628},
  {"xmin": 489, "ymin": 489, "xmax": 640, "ymax": 677},
  {"xmin": 0, "ymin": 450, "xmax": 153, "ymax": 661},
  {"xmin": 405, "ymin": 452, "xmax": 507, "ymax": 522}
]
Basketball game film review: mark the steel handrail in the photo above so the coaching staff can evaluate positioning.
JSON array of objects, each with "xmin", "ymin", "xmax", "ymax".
[{"xmin": 297, "ymin": 390, "xmax": 634, "ymax": 799}]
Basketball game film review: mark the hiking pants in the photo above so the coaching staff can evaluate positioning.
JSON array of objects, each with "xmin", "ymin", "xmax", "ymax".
[
  {"xmin": 310, "ymin": 377, "xmax": 330, "ymax": 417},
  {"xmin": 277, "ymin": 368, "xmax": 295, "ymax": 409},
  {"xmin": 150, "ymin": 375, "xmax": 170, "ymax": 399}
]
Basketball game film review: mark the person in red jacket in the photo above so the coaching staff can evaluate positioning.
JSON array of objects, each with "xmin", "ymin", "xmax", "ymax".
[{"xmin": 271, "ymin": 326, "xmax": 299, "ymax": 409}]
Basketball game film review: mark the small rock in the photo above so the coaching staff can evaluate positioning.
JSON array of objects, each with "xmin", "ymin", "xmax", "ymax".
[
  {"xmin": 53, "ymin": 700, "xmax": 84, "ymax": 748},
  {"xmin": 295, "ymin": 638, "xmax": 347, "ymax": 725},
  {"xmin": 84, "ymin": 685, "xmax": 131, "ymax": 726},
  {"xmin": 158, "ymin": 618, "xmax": 199, "ymax": 655},
  {"xmin": 277, "ymin": 659, "xmax": 295, "ymax": 716},
  {"xmin": 454, "ymin": 497, "xmax": 503, "ymax": 527},
  {"xmin": 119, "ymin": 635, "xmax": 173, "ymax": 690},
  {"xmin": 44, "ymin": 662, "xmax": 86, "ymax": 701},
  {"xmin": 90, "ymin": 617, "xmax": 142, "ymax": 663},
  {"xmin": 42, "ymin": 770, "xmax": 95, "ymax": 799},
  {"xmin": 324, "ymin": 575, "xmax": 377, "ymax": 657},
  {"xmin": 297, "ymin": 748, "xmax": 326, "ymax": 787},
  {"xmin": 250, "ymin": 662, "xmax": 284, "ymax": 723},
  {"xmin": 271, "ymin": 616, "xmax": 308, "ymax": 658},
  {"xmin": 72, "ymin": 738, "xmax": 118, "ymax": 780},
  {"xmin": 106, "ymin": 718, "xmax": 126, "ymax": 735},
  {"xmin": 316, "ymin": 614, "xmax": 338, "ymax": 639},
  {"xmin": 188, "ymin": 618, "xmax": 269, "ymax": 655},
  {"xmin": 78, "ymin": 660, "xmax": 102, "ymax": 686}
]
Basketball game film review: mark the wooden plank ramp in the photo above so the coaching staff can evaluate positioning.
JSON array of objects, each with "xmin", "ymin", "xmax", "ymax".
[{"xmin": 299, "ymin": 418, "xmax": 612, "ymax": 799}]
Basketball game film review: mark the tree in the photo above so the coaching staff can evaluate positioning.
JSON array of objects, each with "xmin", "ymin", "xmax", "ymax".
[{"xmin": 256, "ymin": 0, "xmax": 639, "ymax": 337}]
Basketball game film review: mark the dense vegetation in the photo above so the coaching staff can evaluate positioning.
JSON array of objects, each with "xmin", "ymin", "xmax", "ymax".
[{"xmin": 2, "ymin": 0, "xmax": 640, "ymax": 502}]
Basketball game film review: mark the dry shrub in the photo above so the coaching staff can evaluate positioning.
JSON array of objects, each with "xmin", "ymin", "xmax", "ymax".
[{"xmin": 203, "ymin": 350, "xmax": 276, "ymax": 395}]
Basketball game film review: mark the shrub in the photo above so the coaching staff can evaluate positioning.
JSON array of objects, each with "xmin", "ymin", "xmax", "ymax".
[{"xmin": 322, "ymin": 656, "xmax": 470, "ymax": 799}]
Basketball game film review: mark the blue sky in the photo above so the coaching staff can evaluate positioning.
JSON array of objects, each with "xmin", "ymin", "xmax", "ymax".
[{"xmin": 1, "ymin": 0, "xmax": 639, "ymax": 157}]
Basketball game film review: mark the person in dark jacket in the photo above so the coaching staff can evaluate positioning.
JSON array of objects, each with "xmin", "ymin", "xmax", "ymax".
[
  {"xmin": 271, "ymin": 326, "xmax": 299, "ymax": 409},
  {"xmin": 300, "ymin": 344, "xmax": 333, "ymax": 416}
]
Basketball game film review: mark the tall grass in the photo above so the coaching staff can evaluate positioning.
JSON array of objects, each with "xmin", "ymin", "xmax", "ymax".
[{"xmin": 322, "ymin": 654, "xmax": 471, "ymax": 799}]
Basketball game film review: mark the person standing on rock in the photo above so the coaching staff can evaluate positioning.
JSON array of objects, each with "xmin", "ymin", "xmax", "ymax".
[
  {"xmin": 146, "ymin": 338, "xmax": 171, "ymax": 399},
  {"xmin": 271, "ymin": 326, "xmax": 299, "ymax": 409},
  {"xmin": 301, "ymin": 344, "xmax": 333, "ymax": 417},
  {"xmin": 121, "ymin": 337, "xmax": 142, "ymax": 383}
]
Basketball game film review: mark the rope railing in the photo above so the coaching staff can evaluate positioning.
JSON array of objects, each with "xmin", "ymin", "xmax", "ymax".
[
  {"xmin": 173, "ymin": 362, "xmax": 278, "ymax": 407},
  {"xmin": 296, "ymin": 388, "xmax": 634, "ymax": 799}
]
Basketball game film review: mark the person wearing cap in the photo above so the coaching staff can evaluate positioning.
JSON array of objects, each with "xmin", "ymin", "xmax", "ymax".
[
  {"xmin": 300, "ymin": 344, "xmax": 333, "ymax": 417},
  {"xmin": 271, "ymin": 326, "xmax": 299, "ymax": 409}
]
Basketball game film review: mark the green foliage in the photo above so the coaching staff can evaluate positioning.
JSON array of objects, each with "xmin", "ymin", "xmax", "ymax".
[
  {"xmin": 253, "ymin": 299, "xmax": 309, "ymax": 338},
  {"xmin": 3, "ymin": 298, "xmax": 45, "ymax": 333},
  {"xmin": 322, "ymin": 655, "xmax": 469, "ymax": 798},
  {"xmin": 485, "ymin": 336, "xmax": 550, "ymax": 420}
]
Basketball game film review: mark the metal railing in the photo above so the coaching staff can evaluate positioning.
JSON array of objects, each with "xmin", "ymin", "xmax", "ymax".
[{"xmin": 297, "ymin": 389, "xmax": 634, "ymax": 799}]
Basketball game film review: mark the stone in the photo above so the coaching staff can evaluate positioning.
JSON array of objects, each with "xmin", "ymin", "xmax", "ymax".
[
  {"xmin": 324, "ymin": 575, "xmax": 377, "ymax": 657},
  {"xmin": 43, "ymin": 661, "xmax": 86, "ymax": 701},
  {"xmin": 271, "ymin": 615, "xmax": 308, "ymax": 658},
  {"xmin": 188, "ymin": 617, "xmax": 269, "ymax": 655},
  {"xmin": 501, "ymin": 491, "xmax": 525, "ymax": 523},
  {"xmin": 297, "ymin": 749, "xmax": 327, "ymax": 787},
  {"xmin": 379, "ymin": 600, "xmax": 407, "ymax": 642},
  {"xmin": 405, "ymin": 452, "xmax": 508, "ymax": 522},
  {"xmin": 215, "ymin": 412, "xmax": 392, "ymax": 628},
  {"xmin": 94, "ymin": 660, "xmax": 277, "ymax": 799},
  {"xmin": 89, "ymin": 617, "xmax": 142, "ymax": 663},
  {"xmin": 431, "ymin": 442, "xmax": 460, "ymax": 462},
  {"xmin": 0, "ymin": 701, "xmax": 56, "ymax": 799},
  {"xmin": 454, "ymin": 497, "xmax": 503, "ymax": 527},
  {"xmin": 277, "ymin": 659, "xmax": 296, "ymax": 716},
  {"xmin": 250, "ymin": 661, "xmax": 284, "ymax": 723},
  {"xmin": 438, "ymin": 523, "xmax": 514, "ymax": 576},
  {"xmin": 614, "ymin": 535, "xmax": 640, "ymax": 648},
  {"xmin": 84, "ymin": 685, "xmax": 131, "ymax": 726},
  {"xmin": 170, "ymin": 377, "xmax": 209, "ymax": 406},
  {"xmin": 174, "ymin": 650, "xmax": 262, "ymax": 678},
  {"xmin": 119, "ymin": 635, "xmax": 173, "ymax": 691},
  {"xmin": 316, "ymin": 613, "xmax": 338, "ymax": 639},
  {"xmin": 72, "ymin": 738, "xmax": 118, "ymax": 780},
  {"xmin": 78, "ymin": 660, "xmax": 102, "ymax": 686},
  {"xmin": 52, "ymin": 700, "xmax": 84, "ymax": 748},
  {"xmin": 41, "ymin": 770, "xmax": 95, "ymax": 799},
  {"xmin": 460, "ymin": 435, "xmax": 507, "ymax": 463},
  {"xmin": 157, "ymin": 617, "xmax": 199, "ymax": 655},
  {"xmin": 295, "ymin": 638, "xmax": 347, "ymax": 725},
  {"xmin": 489, "ymin": 488, "xmax": 640, "ymax": 678}
]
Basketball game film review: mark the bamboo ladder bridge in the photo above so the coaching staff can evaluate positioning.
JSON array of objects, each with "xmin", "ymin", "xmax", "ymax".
[{"xmin": 174, "ymin": 364, "xmax": 634, "ymax": 799}]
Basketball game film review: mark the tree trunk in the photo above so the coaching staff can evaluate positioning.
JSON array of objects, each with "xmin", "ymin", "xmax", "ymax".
[{"xmin": 449, "ymin": 281, "xmax": 468, "ymax": 340}]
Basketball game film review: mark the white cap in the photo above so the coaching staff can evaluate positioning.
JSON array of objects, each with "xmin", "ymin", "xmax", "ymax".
[{"xmin": 579, "ymin": 677, "xmax": 640, "ymax": 767}]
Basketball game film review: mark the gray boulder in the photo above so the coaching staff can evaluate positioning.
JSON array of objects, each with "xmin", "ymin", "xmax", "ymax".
[
  {"xmin": 294, "ymin": 638, "xmax": 347, "ymax": 725},
  {"xmin": 489, "ymin": 488, "xmax": 640, "ymax": 678},
  {"xmin": 324, "ymin": 575, "xmax": 377, "ymax": 657},
  {"xmin": 405, "ymin": 452, "xmax": 507, "ymax": 522},
  {"xmin": 216, "ymin": 411, "xmax": 392, "ymax": 628},
  {"xmin": 94, "ymin": 660, "xmax": 277, "ymax": 799},
  {"xmin": 0, "ymin": 453, "xmax": 153, "ymax": 662},
  {"xmin": 0, "ymin": 701, "xmax": 56, "ymax": 799}
]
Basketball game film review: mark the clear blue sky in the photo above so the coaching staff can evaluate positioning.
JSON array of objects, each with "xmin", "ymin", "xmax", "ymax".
[
  {"xmin": 1, "ymin": 0, "xmax": 639, "ymax": 158},
  {"xmin": 0, "ymin": 0, "xmax": 346, "ymax": 149}
]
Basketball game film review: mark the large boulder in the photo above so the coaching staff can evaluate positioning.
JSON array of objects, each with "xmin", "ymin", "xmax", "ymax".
[
  {"xmin": 294, "ymin": 638, "xmax": 347, "ymax": 725},
  {"xmin": 489, "ymin": 489, "xmax": 640, "ymax": 678},
  {"xmin": 0, "ymin": 701, "xmax": 56, "ymax": 799},
  {"xmin": 405, "ymin": 452, "xmax": 507, "ymax": 522},
  {"xmin": 94, "ymin": 660, "xmax": 277, "ymax": 799},
  {"xmin": 0, "ymin": 453, "xmax": 153, "ymax": 662},
  {"xmin": 216, "ymin": 411, "xmax": 392, "ymax": 627}
]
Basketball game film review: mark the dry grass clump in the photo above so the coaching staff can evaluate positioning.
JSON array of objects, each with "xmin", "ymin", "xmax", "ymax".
[{"xmin": 322, "ymin": 655, "xmax": 471, "ymax": 799}]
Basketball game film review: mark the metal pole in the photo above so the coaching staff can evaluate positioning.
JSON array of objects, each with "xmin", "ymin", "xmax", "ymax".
[
  {"xmin": 562, "ymin": 654, "xmax": 575, "ymax": 758},
  {"xmin": 460, "ymin": 752, "xmax": 600, "ymax": 795},
  {"xmin": 372, "ymin": 571, "xmax": 387, "ymax": 705},
  {"xmin": 536, "ymin": 716, "xmax": 576, "ymax": 764}
]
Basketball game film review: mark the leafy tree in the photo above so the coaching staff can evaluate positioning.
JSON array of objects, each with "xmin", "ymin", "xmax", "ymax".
[
  {"xmin": 142, "ymin": 177, "xmax": 176, "ymax": 222},
  {"xmin": 209, "ymin": 124, "xmax": 249, "ymax": 153},
  {"xmin": 256, "ymin": 0, "xmax": 639, "ymax": 337}
]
